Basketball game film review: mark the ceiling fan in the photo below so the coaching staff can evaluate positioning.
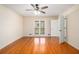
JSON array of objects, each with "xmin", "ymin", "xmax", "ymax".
[{"xmin": 26, "ymin": 4, "xmax": 48, "ymax": 14}]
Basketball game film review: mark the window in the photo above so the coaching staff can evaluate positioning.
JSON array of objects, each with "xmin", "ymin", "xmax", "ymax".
[{"xmin": 35, "ymin": 21, "xmax": 45, "ymax": 35}]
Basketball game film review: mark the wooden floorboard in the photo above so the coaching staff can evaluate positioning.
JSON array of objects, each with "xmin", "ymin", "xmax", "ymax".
[{"xmin": 0, "ymin": 37, "xmax": 79, "ymax": 54}]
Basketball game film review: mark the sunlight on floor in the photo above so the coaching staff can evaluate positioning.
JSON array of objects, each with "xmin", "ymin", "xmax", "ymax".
[
  {"xmin": 34, "ymin": 37, "xmax": 46, "ymax": 53},
  {"xmin": 34, "ymin": 38, "xmax": 40, "ymax": 44},
  {"xmin": 34, "ymin": 38, "xmax": 45, "ymax": 44},
  {"xmin": 40, "ymin": 38, "xmax": 45, "ymax": 44}
]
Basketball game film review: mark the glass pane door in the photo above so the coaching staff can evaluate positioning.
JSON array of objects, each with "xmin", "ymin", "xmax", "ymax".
[
  {"xmin": 40, "ymin": 21, "xmax": 45, "ymax": 35},
  {"xmin": 35, "ymin": 21, "xmax": 39, "ymax": 35},
  {"xmin": 35, "ymin": 21, "xmax": 45, "ymax": 35}
]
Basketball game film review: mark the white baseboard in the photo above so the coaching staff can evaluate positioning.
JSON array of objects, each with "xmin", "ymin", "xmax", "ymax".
[
  {"xmin": 0, "ymin": 36, "xmax": 23, "ymax": 49},
  {"xmin": 66, "ymin": 41, "xmax": 79, "ymax": 50},
  {"xmin": 23, "ymin": 35, "xmax": 59, "ymax": 38}
]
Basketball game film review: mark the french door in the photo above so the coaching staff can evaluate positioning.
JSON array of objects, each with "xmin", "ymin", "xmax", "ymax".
[{"xmin": 35, "ymin": 21, "xmax": 45, "ymax": 36}]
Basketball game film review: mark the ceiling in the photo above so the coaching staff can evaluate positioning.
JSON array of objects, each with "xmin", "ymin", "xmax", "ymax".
[{"xmin": 4, "ymin": 4, "xmax": 74, "ymax": 16}]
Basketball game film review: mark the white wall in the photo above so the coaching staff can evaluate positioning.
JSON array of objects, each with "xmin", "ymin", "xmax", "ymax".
[
  {"xmin": 23, "ymin": 16, "xmax": 58, "ymax": 36},
  {"xmin": 0, "ymin": 5, "xmax": 23, "ymax": 48},
  {"xmin": 67, "ymin": 10, "xmax": 79, "ymax": 50},
  {"xmin": 51, "ymin": 20, "xmax": 59, "ymax": 36},
  {"xmin": 23, "ymin": 16, "xmax": 34, "ymax": 36},
  {"xmin": 62, "ymin": 5, "xmax": 79, "ymax": 50}
]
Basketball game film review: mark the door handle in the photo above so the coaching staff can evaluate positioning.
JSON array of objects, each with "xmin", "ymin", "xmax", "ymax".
[{"xmin": 59, "ymin": 30, "xmax": 62, "ymax": 31}]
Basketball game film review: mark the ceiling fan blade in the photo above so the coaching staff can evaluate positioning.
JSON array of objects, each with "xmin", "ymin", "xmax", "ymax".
[
  {"xmin": 31, "ymin": 4, "xmax": 39, "ymax": 10},
  {"xmin": 41, "ymin": 6, "xmax": 48, "ymax": 9},
  {"xmin": 26, "ymin": 9, "xmax": 34, "ymax": 11},
  {"xmin": 31, "ymin": 4, "xmax": 34, "ymax": 7},
  {"xmin": 40, "ymin": 11, "xmax": 46, "ymax": 14}
]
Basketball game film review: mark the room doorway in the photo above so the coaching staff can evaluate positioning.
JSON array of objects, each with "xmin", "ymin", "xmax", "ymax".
[{"xmin": 34, "ymin": 21, "xmax": 45, "ymax": 36}]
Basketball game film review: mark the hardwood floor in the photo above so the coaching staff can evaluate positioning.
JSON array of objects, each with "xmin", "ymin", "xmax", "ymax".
[{"xmin": 0, "ymin": 37, "xmax": 79, "ymax": 54}]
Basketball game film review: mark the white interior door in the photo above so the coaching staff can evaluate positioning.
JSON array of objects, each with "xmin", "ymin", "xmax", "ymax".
[
  {"xmin": 58, "ymin": 16, "xmax": 67, "ymax": 43},
  {"xmin": 51, "ymin": 20, "xmax": 59, "ymax": 36}
]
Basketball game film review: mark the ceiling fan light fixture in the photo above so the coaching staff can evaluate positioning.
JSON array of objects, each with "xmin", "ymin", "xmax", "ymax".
[{"xmin": 34, "ymin": 10, "xmax": 40, "ymax": 15}]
